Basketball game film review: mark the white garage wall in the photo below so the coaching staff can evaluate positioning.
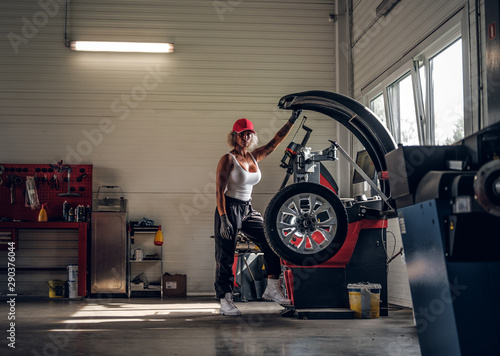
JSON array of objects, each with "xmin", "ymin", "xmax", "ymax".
[{"xmin": 0, "ymin": 0, "xmax": 337, "ymax": 295}]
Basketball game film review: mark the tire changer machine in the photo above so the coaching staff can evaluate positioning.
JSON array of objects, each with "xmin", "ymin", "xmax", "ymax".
[
  {"xmin": 265, "ymin": 90, "xmax": 500, "ymax": 354},
  {"xmin": 262, "ymin": 91, "xmax": 398, "ymax": 319}
]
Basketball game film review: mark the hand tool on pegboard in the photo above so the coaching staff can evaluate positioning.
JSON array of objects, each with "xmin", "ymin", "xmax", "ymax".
[
  {"xmin": 52, "ymin": 174, "xmax": 59, "ymax": 190},
  {"xmin": 25, "ymin": 176, "xmax": 40, "ymax": 210},
  {"xmin": 50, "ymin": 160, "xmax": 80, "ymax": 197},
  {"xmin": 6, "ymin": 175, "xmax": 22, "ymax": 204},
  {"xmin": 76, "ymin": 173, "xmax": 88, "ymax": 182}
]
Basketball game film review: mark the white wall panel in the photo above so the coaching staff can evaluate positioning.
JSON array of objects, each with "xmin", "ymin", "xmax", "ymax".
[
  {"xmin": 0, "ymin": 0, "xmax": 336, "ymax": 295},
  {"xmin": 385, "ymin": 219, "xmax": 412, "ymax": 308}
]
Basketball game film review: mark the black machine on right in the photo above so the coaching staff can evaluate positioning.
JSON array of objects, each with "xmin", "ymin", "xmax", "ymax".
[{"xmin": 384, "ymin": 121, "xmax": 500, "ymax": 355}]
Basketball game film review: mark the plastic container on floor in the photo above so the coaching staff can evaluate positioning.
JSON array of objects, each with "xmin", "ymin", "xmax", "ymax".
[
  {"xmin": 48, "ymin": 280, "xmax": 66, "ymax": 298},
  {"xmin": 347, "ymin": 282, "xmax": 382, "ymax": 319},
  {"xmin": 67, "ymin": 264, "xmax": 78, "ymax": 282},
  {"xmin": 68, "ymin": 281, "xmax": 78, "ymax": 298}
]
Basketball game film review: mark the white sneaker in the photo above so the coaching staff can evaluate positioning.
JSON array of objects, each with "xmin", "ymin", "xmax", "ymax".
[
  {"xmin": 219, "ymin": 292, "xmax": 242, "ymax": 316},
  {"xmin": 262, "ymin": 278, "xmax": 292, "ymax": 305}
]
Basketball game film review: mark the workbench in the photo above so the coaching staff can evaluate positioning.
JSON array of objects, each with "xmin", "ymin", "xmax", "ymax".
[{"xmin": 0, "ymin": 221, "xmax": 89, "ymax": 297}]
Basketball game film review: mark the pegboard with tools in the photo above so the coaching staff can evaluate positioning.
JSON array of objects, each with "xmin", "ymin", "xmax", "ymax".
[{"xmin": 0, "ymin": 162, "xmax": 92, "ymax": 222}]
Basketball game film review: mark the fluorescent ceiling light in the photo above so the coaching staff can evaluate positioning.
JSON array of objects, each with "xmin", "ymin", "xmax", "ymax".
[{"xmin": 70, "ymin": 41, "xmax": 174, "ymax": 53}]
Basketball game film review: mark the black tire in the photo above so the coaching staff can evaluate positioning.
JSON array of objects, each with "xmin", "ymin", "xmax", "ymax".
[{"xmin": 264, "ymin": 182, "xmax": 348, "ymax": 266}]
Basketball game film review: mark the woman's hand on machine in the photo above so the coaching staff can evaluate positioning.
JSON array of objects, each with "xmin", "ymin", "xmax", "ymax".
[
  {"xmin": 288, "ymin": 109, "xmax": 302, "ymax": 124},
  {"xmin": 220, "ymin": 214, "xmax": 234, "ymax": 239}
]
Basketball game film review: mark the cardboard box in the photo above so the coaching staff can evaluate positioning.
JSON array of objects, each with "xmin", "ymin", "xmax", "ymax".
[
  {"xmin": 131, "ymin": 283, "xmax": 145, "ymax": 291},
  {"xmin": 163, "ymin": 274, "xmax": 187, "ymax": 298}
]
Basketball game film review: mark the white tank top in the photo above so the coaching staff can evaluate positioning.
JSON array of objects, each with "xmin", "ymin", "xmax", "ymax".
[{"xmin": 225, "ymin": 152, "xmax": 261, "ymax": 201}]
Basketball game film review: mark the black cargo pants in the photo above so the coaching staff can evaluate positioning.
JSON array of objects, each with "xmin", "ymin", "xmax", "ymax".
[{"xmin": 214, "ymin": 196, "xmax": 281, "ymax": 299}]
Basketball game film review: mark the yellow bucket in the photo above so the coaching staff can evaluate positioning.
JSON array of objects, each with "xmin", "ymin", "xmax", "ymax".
[
  {"xmin": 48, "ymin": 280, "xmax": 66, "ymax": 298},
  {"xmin": 347, "ymin": 283, "xmax": 382, "ymax": 319}
]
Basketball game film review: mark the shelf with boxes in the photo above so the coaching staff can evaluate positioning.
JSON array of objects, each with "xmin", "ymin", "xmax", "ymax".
[{"xmin": 128, "ymin": 222, "xmax": 163, "ymax": 297}]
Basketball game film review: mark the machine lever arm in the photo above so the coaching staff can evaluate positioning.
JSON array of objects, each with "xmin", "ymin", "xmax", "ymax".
[
  {"xmin": 305, "ymin": 144, "xmax": 338, "ymax": 163},
  {"xmin": 331, "ymin": 140, "xmax": 395, "ymax": 212}
]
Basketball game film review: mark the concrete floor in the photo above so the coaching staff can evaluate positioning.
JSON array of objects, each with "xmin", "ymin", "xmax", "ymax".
[{"xmin": 1, "ymin": 297, "xmax": 421, "ymax": 356}]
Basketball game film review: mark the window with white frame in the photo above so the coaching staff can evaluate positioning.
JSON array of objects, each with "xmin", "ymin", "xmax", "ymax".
[
  {"xmin": 387, "ymin": 72, "xmax": 420, "ymax": 145},
  {"xmin": 369, "ymin": 93, "xmax": 387, "ymax": 126},
  {"xmin": 427, "ymin": 39, "xmax": 464, "ymax": 145},
  {"xmin": 365, "ymin": 37, "xmax": 465, "ymax": 146}
]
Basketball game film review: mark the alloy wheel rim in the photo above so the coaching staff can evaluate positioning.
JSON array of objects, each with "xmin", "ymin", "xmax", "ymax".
[{"xmin": 276, "ymin": 193, "xmax": 339, "ymax": 254}]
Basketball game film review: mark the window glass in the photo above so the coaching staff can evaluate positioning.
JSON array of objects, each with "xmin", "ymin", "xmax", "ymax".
[
  {"xmin": 369, "ymin": 94, "xmax": 387, "ymax": 126},
  {"xmin": 388, "ymin": 73, "xmax": 419, "ymax": 145},
  {"xmin": 430, "ymin": 39, "xmax": 464, "ymax": 144},
  {"xmin": 366, "ymin": 37, "xmax": 465, "ymax": 147}
]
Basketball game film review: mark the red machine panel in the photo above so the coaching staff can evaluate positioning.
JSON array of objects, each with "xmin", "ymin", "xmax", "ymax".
[{"xmin": 282, "ymin": 218, "xmax": 388, "ymax": 269}]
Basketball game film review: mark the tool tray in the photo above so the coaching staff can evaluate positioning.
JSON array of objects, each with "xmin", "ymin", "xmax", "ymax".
[{"xmin": 92, "ymin": 185, "xmax": 127, "ymax": 212}]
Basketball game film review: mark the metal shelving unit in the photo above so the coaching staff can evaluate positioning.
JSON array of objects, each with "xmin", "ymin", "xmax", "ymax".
[{"xmin": 127, "ymin": 222, "xmax": 163, "ymax": 298}]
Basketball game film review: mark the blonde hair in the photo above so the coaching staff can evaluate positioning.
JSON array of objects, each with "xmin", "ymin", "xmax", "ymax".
[{"xmin": 227, "ymin": 131, "xmax": 259, "ymax": 150}]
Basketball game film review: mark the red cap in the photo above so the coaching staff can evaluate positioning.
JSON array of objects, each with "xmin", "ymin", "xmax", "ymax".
[{"xmin": 232, "ymin": 118, "xmax": 255, "ymax": 134}]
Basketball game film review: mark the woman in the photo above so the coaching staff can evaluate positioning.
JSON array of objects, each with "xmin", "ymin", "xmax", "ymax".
[{"xmin": 214, "ymin": 110, "xmax": 302, "ymax": 316}]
